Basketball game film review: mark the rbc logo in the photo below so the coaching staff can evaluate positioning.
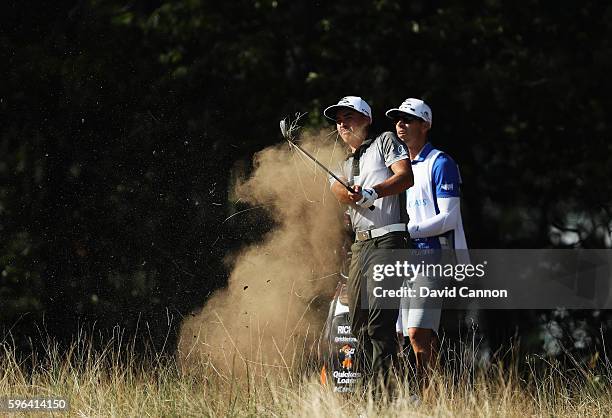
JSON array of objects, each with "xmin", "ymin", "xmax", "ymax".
[{"xmin": 338, "ymin": 326, "xmax": 351, "ymax": 334}]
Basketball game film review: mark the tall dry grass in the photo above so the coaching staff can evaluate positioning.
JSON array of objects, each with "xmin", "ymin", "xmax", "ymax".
[{"xmin": 1, "ymin": 330, "xmax": 612, "ymax": 417}]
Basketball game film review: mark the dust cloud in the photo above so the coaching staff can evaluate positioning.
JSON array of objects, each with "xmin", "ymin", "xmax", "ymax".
[{"xmin": 178, "ymin": 129, "xmax": 350, "ymax": 377}]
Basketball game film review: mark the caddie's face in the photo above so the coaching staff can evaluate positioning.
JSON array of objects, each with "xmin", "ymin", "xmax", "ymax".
[
  {"xmin": 394, "ymin": 114, "xmax": 429, "ymax": 146},
  {"xmin": 335, "ymin": 108, "xmax": 370, "ymax": 144}
]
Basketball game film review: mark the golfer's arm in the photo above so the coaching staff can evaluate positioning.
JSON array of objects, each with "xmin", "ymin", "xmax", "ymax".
[
  {"xmin": 372, "ymin": 159, "xmax": 413, "ymax": 198},
  {"xmin": 330, "ymin": 178, "xmax": 353, "ymax": 204}
]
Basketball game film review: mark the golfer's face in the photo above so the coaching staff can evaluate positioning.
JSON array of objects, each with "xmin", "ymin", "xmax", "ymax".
[
  {"xmin": 335, "ymin": 109, "xmax": 369, "ymax": 143},
  {"xmin": 395, "ymin": 115, "xmax": 427, "ymax": 145}
]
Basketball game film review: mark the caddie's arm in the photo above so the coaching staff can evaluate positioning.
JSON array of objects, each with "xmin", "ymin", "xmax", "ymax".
[
  {"xmin": 409, "ymin": 153, "xmax": 462, "ymax": 237},
  {"xmin": 408, "ymin": 197, "xmax": 461, "ymax": 237},
  {"xmin": 371, "ymin": 159, "xmax": 413, "ymax": 198}
]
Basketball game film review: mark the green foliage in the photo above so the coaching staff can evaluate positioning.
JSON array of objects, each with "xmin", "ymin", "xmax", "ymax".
[{"xmin": 1, "ymin": 0, "xmax": 611, "ymax": 353}]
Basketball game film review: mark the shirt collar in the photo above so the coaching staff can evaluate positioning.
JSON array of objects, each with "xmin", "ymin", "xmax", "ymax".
[
  {"xmin": 411, "ymin": 142, "xmax": 434, "ymax": 163},
  {"xmin": 346, "ymin": 136, "xmax": 375, "ymax": 160}
]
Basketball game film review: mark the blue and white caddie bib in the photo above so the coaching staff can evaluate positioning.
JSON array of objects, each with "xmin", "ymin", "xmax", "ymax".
[{"xmin": 406, "ymin": 143, "xmax": 467, "ymax": 250}]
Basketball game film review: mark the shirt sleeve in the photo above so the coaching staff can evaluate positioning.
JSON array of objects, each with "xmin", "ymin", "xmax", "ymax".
[
  {"xmin": 408, "ymin": 197, "xmax": 461, "ymax": 238},
  {"xmin": 328, "ymin": 160, "xmax": 349, "ymax": 187},
  {"xmin": 432, "ymin": 153, "xmax": 461, "ymax": 198},
  {"xmin": 378, "ymin": 131, "xmax": 409, "ymax": 167}
]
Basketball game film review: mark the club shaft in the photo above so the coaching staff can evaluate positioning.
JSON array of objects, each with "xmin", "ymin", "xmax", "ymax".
[
  {"xmin": 289, "ymin": 139, "xmax": 353, "ymax": 192},
  {"xmin": 283, "ymin": 122, "xmax": 374, "ymax": 210}
]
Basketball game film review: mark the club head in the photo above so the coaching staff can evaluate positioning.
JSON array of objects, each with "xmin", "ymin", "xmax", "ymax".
[{"xmin": 279, "ymin": 118, "xmax": 289, "ymax": 139}]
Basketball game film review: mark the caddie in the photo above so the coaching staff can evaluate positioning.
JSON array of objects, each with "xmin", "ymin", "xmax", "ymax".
[
  {"xmin": 324, "ymin": 96, "xmax": 414, "ymax": 385},
  {"xmin": 386, "ymin": 98, "xmax": 468, "ymax": 376}
]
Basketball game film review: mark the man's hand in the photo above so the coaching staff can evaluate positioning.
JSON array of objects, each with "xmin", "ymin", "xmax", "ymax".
[
  {"xmin": 347, "ymin": 185, "xmax": 363, "ymax": 204},
  {"xmin": 332, "ymin": 179, "xmax": 359, "ymax": 204},
  {"xmin": 408, "ymin": 220, "xmax": 419, "ymax": 235},
  {"xmin": 331, "ymin": 182, "xmax": 377, "ymax": 210},
  {"xmin": 356, "ymin": 187, "xmax": 378, "ymax": 207}
]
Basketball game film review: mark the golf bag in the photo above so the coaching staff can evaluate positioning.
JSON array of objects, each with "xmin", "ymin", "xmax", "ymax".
[
  {"xmin": 319, "ymin": 280, "xmax": 363, "ymax": 392},
  {"xmin": 319, "ymin": 209, "xmax": 363, "ymax": 392}
]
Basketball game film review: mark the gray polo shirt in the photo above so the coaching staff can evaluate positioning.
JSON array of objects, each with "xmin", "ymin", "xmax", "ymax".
[{"xmin": 329, "ymin": 131, "xmax": 409, "ymax": 231}]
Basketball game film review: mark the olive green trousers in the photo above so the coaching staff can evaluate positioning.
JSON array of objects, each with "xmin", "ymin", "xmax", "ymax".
[{"xmin": 346, "ymin": 231, "xmax": 411, "ymax": 384}]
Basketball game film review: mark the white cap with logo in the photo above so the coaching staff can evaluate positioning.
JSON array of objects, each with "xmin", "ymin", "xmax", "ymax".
[
  {"xmin": 385, "ymin": 98, "xmax": 432, "ymax": 127},
  {"xmin": 324, "ymin": 96, "xmax": 372, "ymax": 123}
]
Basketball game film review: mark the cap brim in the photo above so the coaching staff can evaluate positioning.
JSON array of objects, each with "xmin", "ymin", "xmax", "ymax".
[
  {"xmin": 324, "ymin": 104, "xmax": 372, "ymax": 123},
  {"xmin": 323, "ymin": 104, "xmax": 348, "ymax": 122},
  {"xmin": 385, "ymin": 108, "xmax": 419, "ymax": 120}
]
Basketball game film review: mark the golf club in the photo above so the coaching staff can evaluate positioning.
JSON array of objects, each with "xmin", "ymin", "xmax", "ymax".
[{"xmin": 280, "ymin": 117, "xmax": 375, "ymax": 211}]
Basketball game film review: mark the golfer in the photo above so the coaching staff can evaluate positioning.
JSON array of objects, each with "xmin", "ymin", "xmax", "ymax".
[
  {"xmin": 387, "ymin": 98, "xmax": 468, "ymax": 376},
  {"xmin": 325, "ymin": 96, "xmax": 413, "ymax": 385}
]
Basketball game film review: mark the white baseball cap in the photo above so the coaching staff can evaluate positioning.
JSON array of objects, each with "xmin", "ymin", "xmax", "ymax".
[
  {"xmin": 323, "ymin": 96, "xmax": 372, "ymax": 123},
  {"xmin": 385, "ymin": 98, "xmax": 432, "ymax": 127}
]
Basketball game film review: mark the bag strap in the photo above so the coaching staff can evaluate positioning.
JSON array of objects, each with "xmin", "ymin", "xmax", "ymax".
[{"xmin": 348, "ymin": 137, "xmax": 375, "ymax": 178}]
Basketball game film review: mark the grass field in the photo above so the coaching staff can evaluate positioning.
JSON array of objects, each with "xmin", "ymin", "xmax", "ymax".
[{"xmin": 2, "ymin": 333, "xmax": 612, "ymax": 418}]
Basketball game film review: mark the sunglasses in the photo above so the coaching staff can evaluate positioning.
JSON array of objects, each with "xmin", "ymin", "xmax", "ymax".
[
  {"xmin": 396, "ymin": 115, "xmax": 422, "ymax": 124},
  {"xmin": 395, "ymin": 115, "xmax": 422, "ymax": 125}
]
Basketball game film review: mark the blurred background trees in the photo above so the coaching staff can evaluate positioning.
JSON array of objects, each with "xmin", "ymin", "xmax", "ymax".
[{"xmin": 2, "ymin": 0, "xmax": 611, "ymax": 357}]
